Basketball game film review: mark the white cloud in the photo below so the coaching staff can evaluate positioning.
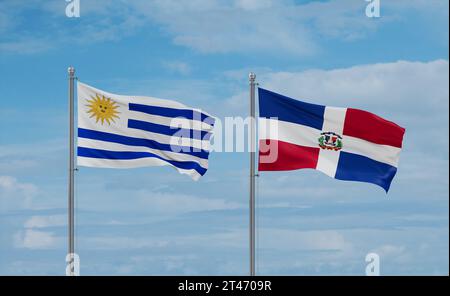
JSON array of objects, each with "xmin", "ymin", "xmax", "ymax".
[
  {"xmin": 0, "ymin": 37, "xmax": 52, "ymax": 54},
  {"xmin": 74, "ymin": 174, "xmax": 244, "ymax": 214},
  {"xmin": 0, "ymin": 176, "xmax": 37, "ymax": 212},
  {"xmin": 82, "ymin": 236, "xmax": 170, "ymax": 250},
  {"xmin": 0, "ymin": 8, "xmax": 12, "ymax": 34},
  {"xmin": 143, "ymin": 227, "xmax": 348, "ymax": 252},
  {"xmin": 13, "ymin": 229, "xmax": 62, "ymax": 249},
  {"xmin": 386, "ymin": 0, "xmax": 449, "ymax": 12},
  {"xmin": 79, "ymin": 228, "xmax": 244, "ymax": 252},
  {"xmin": 259, "ymin": 60, "xmax": 449, "ymax": 112},
  {"xmin": 12, "ymin": 215, "xmax": 65, "ymax": 250},
  {"xmin": 24, "ymin": 215, "xmax": 66, "ymax": 228},
  {"xmin": 260, "ymin": 228, "xmax": 348, "ymax": 251},
  {"xmin": 0, "ymin": 1, "xmax": 144, "ymax": 54},
  {"xmin": 0, "ymin": 0, "xmax": 447, "ymax": 55},
  {"xmin": 0, "ymin": 137, "xmax": 65, "ymax": 174},
  {"xmin": 131, "ymin": 0, "xmax": 317, "ymax": 55},
  {"xmin": 136, "ymin": 191, "xmax": 243, "ymax": 214},
  {"xmin": 234, "ymin": 0, "xmax": 274, "ymax": 11},
  {"xmin": 127, "ymin": 0, "xmax": 447, "ymax": 54},
  {"xmin": 163, "ymin": 61, "xmax": 192, "ymax": 75},
  {"xmin": 373, "ymin": 244, "xmax": 406, "ymax": 258}
]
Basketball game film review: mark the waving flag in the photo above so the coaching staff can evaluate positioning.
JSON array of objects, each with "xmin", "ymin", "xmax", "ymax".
[
  {"xmin": 77, "ymin": 82, "xmax": 215, "ymax": 180},
  {"xmin": 258, "ymin": 88, "xmax": 405, "ymax": 192}
]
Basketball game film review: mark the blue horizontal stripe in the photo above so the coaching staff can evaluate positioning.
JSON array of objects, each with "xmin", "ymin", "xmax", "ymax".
[
  {"xmin": 78, "ymin": 128, "xmax": 209, "ymax": 159},
  {"xmin": 78, "ymin": 147, "xmax": 207, "ymax": 176},
  {"xmin": 129, "ymin": 103, "xmax": 215, "ymax": 126},
  {"xmin": 128, "ymin": 119, "xmax": 212, "ymax": 141},
  {"xmin": 258, "ymin": 88, "xmax": 325, "ymax": 130},
  {"xmin": 335, "ymin": 151, "xmax": 397, "ymax": 192}
]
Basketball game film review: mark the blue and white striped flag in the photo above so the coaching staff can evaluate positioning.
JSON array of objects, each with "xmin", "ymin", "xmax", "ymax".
[{"xmin": 77, "ymin": 82, "xmax": 215, "ymax": 180}]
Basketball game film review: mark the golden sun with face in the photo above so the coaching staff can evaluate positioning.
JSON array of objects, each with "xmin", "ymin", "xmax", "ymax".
[{"xmin": 86, "ymin": 94, "xmax": 120, "ymax": 125}]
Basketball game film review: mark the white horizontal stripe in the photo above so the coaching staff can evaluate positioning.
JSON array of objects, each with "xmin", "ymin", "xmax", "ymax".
[
  {"xmin": 259, "ymin": 118, "xmax": 320, "ymax": 148},
  {"xmin": 128, "ymin": 110, "xmax": 214, "ymax": 132},
  {"xmin": 259, "ymin": 111, "xmax": 401, "ymax": 171},
  {"xmin": 77, "ymin": 157, "xmax": 202, "ymax": 181},
  {"xmin": 342, "ymin": 135, "xmax": 401, "ymax": 167},
  {"xmin": 77, "ymin": 138, "xmax": 208, "ymax": 168}
]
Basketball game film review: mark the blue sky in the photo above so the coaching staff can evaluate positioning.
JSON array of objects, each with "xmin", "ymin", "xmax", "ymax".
[{"xmin": 0, "ymin": 0, "xmax": 448, "ymax": 275}]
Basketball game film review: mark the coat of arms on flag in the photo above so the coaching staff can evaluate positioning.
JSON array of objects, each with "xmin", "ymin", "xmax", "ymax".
[{"xmin": 318, "ymin": 132, "xmax": 343, "ymax": 151}]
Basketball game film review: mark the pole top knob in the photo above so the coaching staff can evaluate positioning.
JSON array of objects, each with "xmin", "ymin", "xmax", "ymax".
[
  {"xmin": 249, "ymin": 72, "xmax": 256, "ymax": 81},
  {"xmin": 68, "ymin": 66, "xmax": 75, "ymax": 75}
]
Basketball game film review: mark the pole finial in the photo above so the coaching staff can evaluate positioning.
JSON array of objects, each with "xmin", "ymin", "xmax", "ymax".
[
  {"xmin": 249, "ymin": 72, "xmax": 256, "ymax": 82},
  {"xmin": 68, "ymin": 66, "xmax": 75, "ymax": 76}
]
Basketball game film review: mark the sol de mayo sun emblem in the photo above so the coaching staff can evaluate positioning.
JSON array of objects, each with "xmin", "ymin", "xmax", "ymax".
[
  {"xmin": 86, "ymin": 94, "xmax": 120, "ymax": 125},
  {"xmin": 318, "ymin": 132, "xmax": 343, "ymax": 151}
]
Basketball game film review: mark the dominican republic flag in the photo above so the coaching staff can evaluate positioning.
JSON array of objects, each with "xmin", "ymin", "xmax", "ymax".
[
  {"xmin": 77, "ymin": 82, "xmax": 215, "ymax": 180},
  {"xmin": 258, "ymin": 88, "xmax": 405, "ymax": 192}
]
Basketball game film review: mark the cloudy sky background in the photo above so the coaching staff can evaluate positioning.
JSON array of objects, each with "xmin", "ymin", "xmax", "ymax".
[{"xmin": 0, "ymin": 0, "xmax": 448, "ymax": 275}]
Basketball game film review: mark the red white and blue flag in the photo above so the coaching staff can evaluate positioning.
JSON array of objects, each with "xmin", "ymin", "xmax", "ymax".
[{"xmin": 258, "ymin": 88, "xmax": 405, "ymax": 192}]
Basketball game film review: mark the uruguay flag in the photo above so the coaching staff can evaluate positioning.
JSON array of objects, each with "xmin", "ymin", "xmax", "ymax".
[
  {"xmin": 77, "ymin": 82, "xmax": 215, "ymax": 180},
  {"xmin": 258, "ymin": 88, "xmax": 405, "ymax": 192}
]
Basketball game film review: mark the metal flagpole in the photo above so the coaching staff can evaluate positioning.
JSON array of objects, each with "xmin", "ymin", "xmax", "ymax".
[
  {"xmin": 249, "ymin": 72, "xmax": 256, "ymax": 276},
  {"xmin": 68, "ymin": 66, "xmax": 75, "ymax": 276}
]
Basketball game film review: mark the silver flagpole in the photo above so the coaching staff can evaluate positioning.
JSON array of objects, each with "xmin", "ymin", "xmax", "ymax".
[
  {"xmin": 249, "ymin": 72, "xmax": 256, "ymax": 276},
  {"xmin": 68, "ymin": 66, "xmax": 75, "ymax": 276}
]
